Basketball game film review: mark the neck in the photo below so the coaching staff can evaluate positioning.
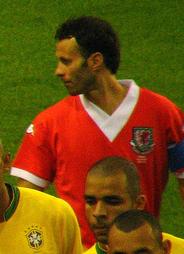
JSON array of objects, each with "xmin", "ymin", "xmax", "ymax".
[
  {"xmin": 84, "ymin": 72, "xmax": 128, "ymax": 115},
  {"xmin": 0, "ymin": 183, "xmax": 10, "ymax": 222}
]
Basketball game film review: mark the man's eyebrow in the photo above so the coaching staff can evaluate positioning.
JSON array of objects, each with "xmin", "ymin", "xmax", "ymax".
[
  {"xmin": 84, "ymin": 195, "xmax": 124, "ymax": 199},
  {"xmin": 84, "ymin": 194, "xmax": 94, "ymax": 198},
  {"xmin": 104, "ymin": 195, "xmax": 123, "ymax": 198},
  {"xmin": 58, "ymin": 56, "xmax": 70, "ymax": 61},
  {"xmin": 135, "ymin": 247, "xmax": 151, "ymax": 254}
]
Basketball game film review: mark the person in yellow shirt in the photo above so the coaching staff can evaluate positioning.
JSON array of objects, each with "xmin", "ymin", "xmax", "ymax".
[
  {"xmin": 108, "ymin": 210, "xmax": 170, "ymax": 254},
  {"xmin": 0, "ymin": 143, "xmax": 82, "ymax": 254},
  {"xmin": 84, "ymin": 156, "xmax": 184, "ymax": 254}
]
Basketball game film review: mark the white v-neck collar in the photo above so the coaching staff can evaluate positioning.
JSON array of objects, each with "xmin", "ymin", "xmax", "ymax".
[{"xmin": 79, "ymin": 80, "xmax": 140, "ymax": 141}]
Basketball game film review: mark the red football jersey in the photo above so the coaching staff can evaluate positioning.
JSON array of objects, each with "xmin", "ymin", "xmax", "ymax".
[{"xmin": 11, "ymin": 80, "xmax": 184, "ymax": 247}]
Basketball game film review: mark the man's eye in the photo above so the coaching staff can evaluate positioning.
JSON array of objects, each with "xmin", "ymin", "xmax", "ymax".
[
  {"xmin": 104, "ymin": 197, "xmax": 123, "ymax": 205},
  {"xmin": 59, "ymin": 58, "xmax": 71, "ymax": 65},
  {"xmin": 85, "ymin": 197, "xmax": 96, "ymax": 205},
  {"xmin": 135, "ymin": 248, "xmax": 151, "ymax": 254}
]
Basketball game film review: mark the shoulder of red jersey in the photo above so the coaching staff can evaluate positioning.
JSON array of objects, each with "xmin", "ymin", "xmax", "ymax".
[
  {"xmin": 25, "ymin": 95, "xmax": 81, "ymax": 135},
  {"xmin": 140, "ymin": 87, "xmax": 183, "ymax": 113},
  {"xmin": 34, "ymin": 95, "xmax": 81, "ymax": 122}
]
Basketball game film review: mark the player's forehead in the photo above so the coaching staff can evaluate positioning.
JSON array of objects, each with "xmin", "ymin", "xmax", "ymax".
[
  {"xmin": 86, "ymin": 169, "xmax": 127, "ymax": 183},
  {"xmin": 109, "ymin": 223, "xmax": 158, "ymax": 253},
  {"xmin": 56, "ymin": 37, "xmax": 81, "ymax": 57},
  {"xmin": 85, "ymin": 171, "xmax": 128, "ymax": 195}
]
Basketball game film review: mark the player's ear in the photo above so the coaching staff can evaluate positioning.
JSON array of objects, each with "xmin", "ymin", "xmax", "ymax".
[
  {"xmin": 87, "ymin": 52, "xmax": 104, "ymax": 71},
  {"xmin": 162, "ymin": 239, "xmax": 171, "ymax": 254},
  {"xmin": 135, "ymin": 194, "xmax": 146, "ymax": 210}
]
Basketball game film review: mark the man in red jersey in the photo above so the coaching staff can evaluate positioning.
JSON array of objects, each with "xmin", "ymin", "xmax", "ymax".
[{"xmin": 11, "ymin": 16, "xmax": 184, "ymax": 249}]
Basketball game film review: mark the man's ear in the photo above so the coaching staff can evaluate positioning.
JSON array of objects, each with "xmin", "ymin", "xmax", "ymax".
[
  {"xmin": 87, "ymin": 52, "xmax": 104, "ymax": 71},
  {"xmin": 162, "ymin": 240, "xmax": 171, "ymax": 254},
  {"xmin": 135, "ymin": 194, "xmax": 147, "ymax": 210}
]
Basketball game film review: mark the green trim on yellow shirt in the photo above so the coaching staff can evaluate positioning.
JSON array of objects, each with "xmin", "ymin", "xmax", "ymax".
[
  {"xmin": 96, "ymin": 243, "xmax": 107, "ymax": 254},
  {"xmin": 3, "ymin": 184, "xmax": 20, "ymax": 221}
]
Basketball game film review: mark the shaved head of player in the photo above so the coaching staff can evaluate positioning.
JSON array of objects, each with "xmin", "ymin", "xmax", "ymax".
[{"xmin": 108, "ymin": 210, "xmax": 171, "ymax": 254}]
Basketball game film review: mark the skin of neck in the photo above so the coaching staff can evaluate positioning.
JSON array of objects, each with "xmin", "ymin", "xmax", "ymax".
[{"xmin": 84, "ymin": 70, "xmax": 128, "ymax": 115}]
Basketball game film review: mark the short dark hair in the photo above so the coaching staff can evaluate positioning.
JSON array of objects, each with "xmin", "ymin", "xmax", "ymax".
[
  {"xmin": 88, "ymin": 156, "xmax": 140, "ymax": 201},
  {"xmin": 112, "ymin": 210, "xmax": 163, "ymax": 247},
  {"xmin": 55, "ymin": 16, "xmax": 120, "ymax": 74}
]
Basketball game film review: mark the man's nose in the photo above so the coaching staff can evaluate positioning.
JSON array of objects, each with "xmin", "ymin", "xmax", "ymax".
[
  {"xmin": 93, "ymin": 201, "xmax": 107, "ymax": 218},
  {"xmin": 55, "ymin": 62, "xmax": 65, "ymax": 77}
]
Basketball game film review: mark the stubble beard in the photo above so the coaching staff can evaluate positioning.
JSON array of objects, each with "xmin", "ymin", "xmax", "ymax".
[{"xmin": 69, "ymin": 61, "xmax": 97, "ymax": 96}]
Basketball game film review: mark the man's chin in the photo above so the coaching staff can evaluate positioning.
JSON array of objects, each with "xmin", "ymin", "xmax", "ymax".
[
  {"xmin": 65, "ymin": 87, "xmax": 81, "ymax": 96},
  {"xmin": 94, "ymin": 230, "xmax": 108, "ymax": 244},
  {"xmin": 96, "ymin": 235, "xmax": 108, "ymax": 245}
]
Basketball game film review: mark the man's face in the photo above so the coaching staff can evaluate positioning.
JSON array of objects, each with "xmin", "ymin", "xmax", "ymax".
[
  {"xmin": 55, "ymin": 37, "xmax": 96, "ymax": 96},
  {"xmin": 108, "ymin": 223, "xmax": 170, "ymax": 254},
  {"xmin": 85, "ymin": 172, "xmax": 138, "ymax": 244}
]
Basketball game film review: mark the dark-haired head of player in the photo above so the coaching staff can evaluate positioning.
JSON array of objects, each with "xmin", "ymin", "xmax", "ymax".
[
  {"xmin": 84, "ymin": 156, "xmax": 146, "ymax": 251},
  {"xmin": 55, "ymin": 16, "xmax": 120, "ymax": 96},
  {"xmin": 108, "ymin": 210, "xmax": 171, "ymax": 254}
]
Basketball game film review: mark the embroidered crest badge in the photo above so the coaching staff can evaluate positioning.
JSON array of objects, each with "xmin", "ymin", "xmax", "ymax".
[
  {"xmin": 130, "ymin": 127, "xmax": 154, "ymax": 154},
  {"xmin": 25, "ymin": 226, "xmax": 43, "ymax": 249}
]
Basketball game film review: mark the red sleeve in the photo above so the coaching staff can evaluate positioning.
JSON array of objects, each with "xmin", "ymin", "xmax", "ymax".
[
  {"xmin": 166, "ymin": 104, "xmax": 184, "ymax": 173},
  {"xmin": 13, "ymin": 117, "xmax": 56, "ymax": 182}
]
